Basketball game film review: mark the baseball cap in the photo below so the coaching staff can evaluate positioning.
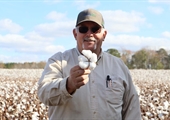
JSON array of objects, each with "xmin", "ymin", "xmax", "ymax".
[{"xmin": 76, "ymin": 8, "xmax": 104, "ymax": 28}]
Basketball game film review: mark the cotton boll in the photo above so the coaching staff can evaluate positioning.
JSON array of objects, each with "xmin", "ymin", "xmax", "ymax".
[
  {"xmin": 79, "ymin": 61, "xmax": 89, "ymax": 69},
  {"xmin": 89, "ymin": 62, "xmax": 96, "ymax": 70},
  {"xmin": 78, "ymin": 50, "xmax": 97, "ymax": 70},
  {"xmin": 78, "ymin": 55, "xmax": 88, "ymax": 62},
  {"xmin": 82, "ymin": 50, "xmax": 92, "ymax": 59},
  {"xmin": 90, "ymin": 53, "xmax": 97, "ymax": 62}
]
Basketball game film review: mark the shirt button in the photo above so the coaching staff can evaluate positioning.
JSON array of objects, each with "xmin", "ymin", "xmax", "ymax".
[
  {"xmin": 93, "ymin": 96, "xmax": 95, "ymax": 98},
  {"xmin": 93, "ymin": 111, "xmax": 96, "ymax": 114},
  {"xmin": 92, "ymin": 81, "xmax": 94, "ymax": 83}
]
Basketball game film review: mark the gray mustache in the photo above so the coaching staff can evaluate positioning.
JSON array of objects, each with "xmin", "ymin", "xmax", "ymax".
[{"xmin": 84, "ymin": 37, "xmax": 97, "ymax": 42}]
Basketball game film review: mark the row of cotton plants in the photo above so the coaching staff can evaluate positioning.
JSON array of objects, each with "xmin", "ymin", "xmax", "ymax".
[
  {"xmin": 0, "ymin": 69, "xmax": 48, "ymax": 120},
  {"xmin": 0, "ymin": 69, "xmax": 169, "ymax": 120},
  {"xmin": 130, "ymin": 69, "xmax": 170, "ymax": 120}
]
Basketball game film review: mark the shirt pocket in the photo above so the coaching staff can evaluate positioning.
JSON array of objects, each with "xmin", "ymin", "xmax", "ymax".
[{"xmin": 105, "ymin": 77, "xmax": 124, "ymax": 105}]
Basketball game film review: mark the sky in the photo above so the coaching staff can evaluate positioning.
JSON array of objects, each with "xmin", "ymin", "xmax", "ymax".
[{"xmin": 0, "ymin": 0, "xmax": 170, "ymax": 63}]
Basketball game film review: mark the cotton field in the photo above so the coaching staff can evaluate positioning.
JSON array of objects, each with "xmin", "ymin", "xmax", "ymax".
[{"xmin": 0, "ymin": 69, "xmax": 169, "ymax": 120}]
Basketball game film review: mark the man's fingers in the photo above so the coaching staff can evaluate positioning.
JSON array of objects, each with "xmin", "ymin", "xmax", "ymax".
[
  {"xmin": 68, "ymin": 65, "xmax": 91, "ymax": 90},
  {"xmin": 75, "ymin": 79, "xmax": 88, "ymax": 88},
  {"xmin": 70, "ymin": 65, "xmax": 82, "ymax": 72},
  {"xmin": 78, "ymin": 69, "xmax": 91, "ymax": 75}
]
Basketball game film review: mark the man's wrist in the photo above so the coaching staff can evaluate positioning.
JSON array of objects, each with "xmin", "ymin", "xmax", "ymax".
[{"xmin": 66, "ymin": 77, "xmax": 76, "ymax": 95}]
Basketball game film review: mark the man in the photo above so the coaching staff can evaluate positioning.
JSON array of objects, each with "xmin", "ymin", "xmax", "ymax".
[{"xmin": 38, "ymin": 8, "xmax": 141, "ymax": 120}]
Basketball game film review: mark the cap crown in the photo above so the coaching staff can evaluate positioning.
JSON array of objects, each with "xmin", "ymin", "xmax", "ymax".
[{"xmin": 76, "ymin": 9, "xmax": 104, "ymax": 28}]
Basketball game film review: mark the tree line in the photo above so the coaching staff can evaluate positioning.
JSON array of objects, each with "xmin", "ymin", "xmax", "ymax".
[
  {"xmin": 107, "ymin": 48, "xmax": 170, "ymax": 69},
  {"xmin": 0, "ymin": 48, "xmax": 169, "ymax": 69},
  {"xmin": 0, "ymin": 61, "xmax": 46, "ymax": 69}
]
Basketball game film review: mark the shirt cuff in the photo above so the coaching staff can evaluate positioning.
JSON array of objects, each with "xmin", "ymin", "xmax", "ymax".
[{"xmin": 60, "ymin": 77, "xmax": 74, "ymax": 97}]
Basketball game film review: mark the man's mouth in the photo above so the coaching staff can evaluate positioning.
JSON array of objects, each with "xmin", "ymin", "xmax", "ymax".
[
  {"xmin": 82, "ymin": 38, "xmax": 97, "ymax": 50},
  {"xmin": 84, "ymin": 40, "xmax": 95, "ymax": 42}
]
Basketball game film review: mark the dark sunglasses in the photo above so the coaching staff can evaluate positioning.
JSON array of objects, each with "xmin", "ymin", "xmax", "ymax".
[{"xmin": 78, "ymin": 26, "xmax": 101, "ymax": 33}]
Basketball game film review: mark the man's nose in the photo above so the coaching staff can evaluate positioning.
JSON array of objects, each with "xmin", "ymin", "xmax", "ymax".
[{"xmin": 86, "ymin": 28, "xmax": 93, "ymax": 36}]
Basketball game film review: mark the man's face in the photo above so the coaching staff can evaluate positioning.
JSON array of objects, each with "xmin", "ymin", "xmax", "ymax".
[{"xmin": 73, "ymin": 21, "xmax": 107, "ymax": 56}]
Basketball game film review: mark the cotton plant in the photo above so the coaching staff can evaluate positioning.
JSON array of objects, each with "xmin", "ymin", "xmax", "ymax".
[{"xmin": 78, "ymin": 50, "xmax": 97, "ymax": 70}]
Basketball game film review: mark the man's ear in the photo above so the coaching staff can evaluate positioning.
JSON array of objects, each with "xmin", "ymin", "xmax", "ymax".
[
  {"xmin": 102, "ymin": 29, "xmax": 107, "ymax": 41},
  {"xmin": 73, "ymin": 28, "xmax": 77, "ymax": 40}
]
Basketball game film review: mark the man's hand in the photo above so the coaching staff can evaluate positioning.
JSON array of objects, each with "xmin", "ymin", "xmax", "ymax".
[{"xmin": 66, "ymin": 65, "xmax": 91, "ymax": 94}]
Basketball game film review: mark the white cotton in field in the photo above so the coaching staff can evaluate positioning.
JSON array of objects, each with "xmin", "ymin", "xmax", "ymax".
[
  {"xmin": 89, "ymin": 62, "xmax": 96, "ymax": 70},
  {"xmin": 78, "ymin": 55, "xmax": 88, "ymax": 62},
  {"xmin": 90, "ymin": 53, "xmax": 97, "ymax": 62},
  {"xmin": 8, "ymin": 106, "xmax": 13, "ymax": 112},
  {"xmin": 82, "ymin": 50, "xmax": 92, "ymax": 59},
  {"xmin": 32, "ymin": 112, "xmax": 39, "ymax": 120},
  {"xmin": 79, "ymin": 61, "xmax": 89, "ymax": 69},
  {"xmin": 163, "ymin": 101, "xmax": 169, "ymax": 110}
]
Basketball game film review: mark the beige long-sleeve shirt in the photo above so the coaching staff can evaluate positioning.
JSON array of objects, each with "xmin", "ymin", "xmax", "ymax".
[{"xmin": 38, "ymin": 48, "xmax": 141, "ymax": 120}]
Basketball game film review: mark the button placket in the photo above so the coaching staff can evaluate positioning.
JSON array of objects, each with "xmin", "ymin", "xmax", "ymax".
[{"xmin": 90, "ymin": 76, "xmax": 97, "ymax": 119}]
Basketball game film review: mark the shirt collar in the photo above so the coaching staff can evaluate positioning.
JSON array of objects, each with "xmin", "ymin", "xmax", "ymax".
[{"xmin": 76, "ymin": 47, "xmax": 81, "ymax": 56}]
